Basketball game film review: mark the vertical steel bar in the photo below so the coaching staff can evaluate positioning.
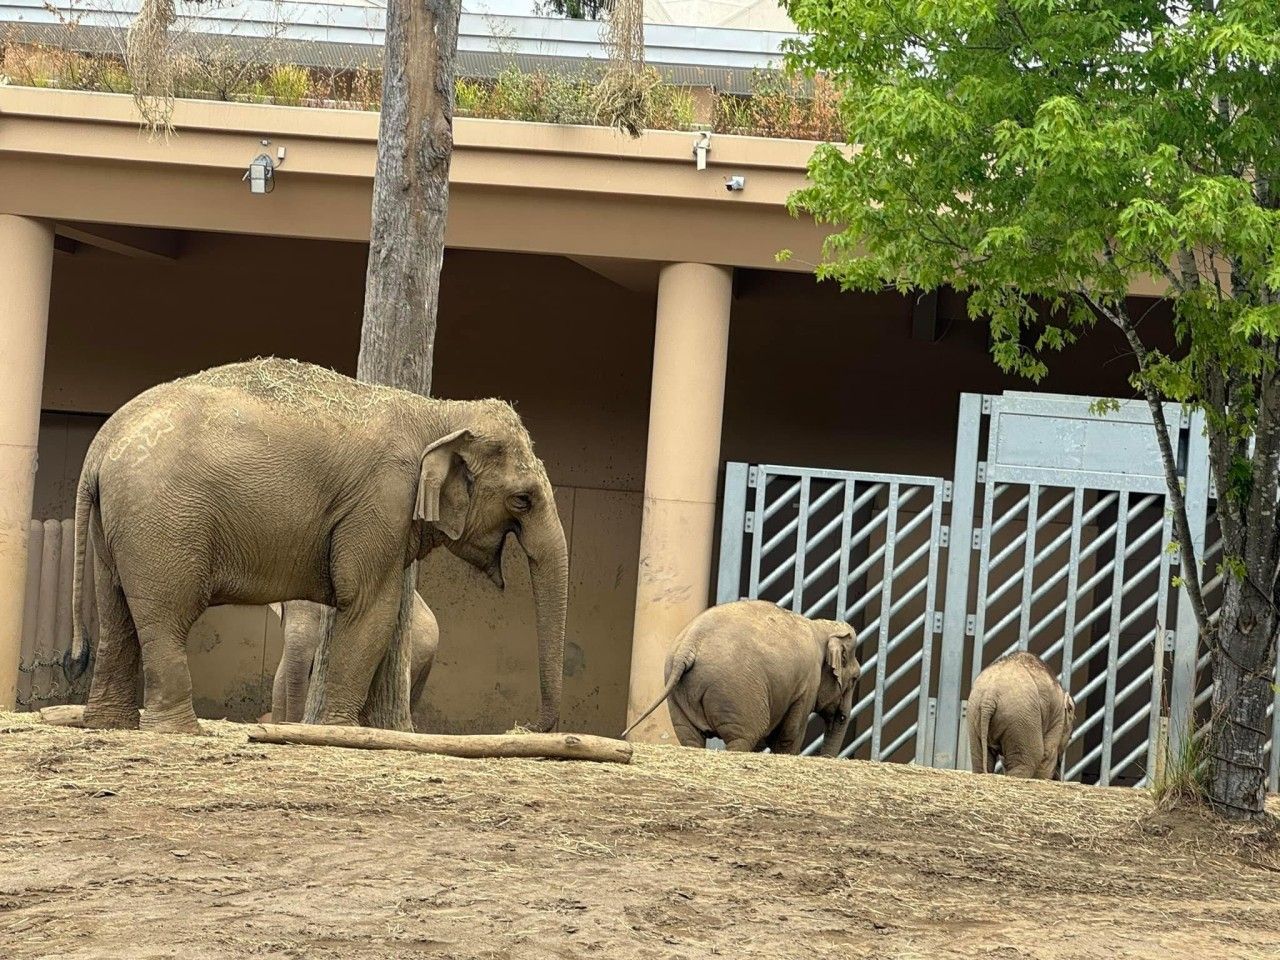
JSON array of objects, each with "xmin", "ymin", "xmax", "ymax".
[
  {"xmin": 970, "ymin": 471, "xmax": 999, "ymax": 684},
  {"xmin": 1100, "ymin": 490, "xmax": 1130, "ymax": 786},
  {"xmin": 747, "ymin": 467, "xmax": 768, "ymax": 599},
  {"xmin": 1057, "ymin": 487, "xmax": 1084, "ymax": 778},
  {"xmin": 716, "ymin": 462, "xmax": 750, "ymax": 604},
  {"xmin": 836, "ymin": 479, "xmax": 855, "ymax": 627},
  {"xmin": 1017, "ymin": 483, "xmax": 1040, "ymax": 651},
  {"xmin": 934, "ymin": 393, "xmax": 985, "ymax": 768},
  {"xmin": 871, "ymin": 483, "xmax": 900, "ymax": 759},
  {"xmin": 1170, "ymin": 410, "xmax": 1210, "ymax": 764},
  {"xmin": 915, "ymin": 482, "xmax": 945, "ymax": 764},
  {"xmin": 790, "ymin": 475, "xmax": 811, "ymax": 613},
  {"xmin": 1269, "ymin": 675, "xmax": 1279, "ymax": 793},
  {"xmin": 1144, "ymin": 501, "xmax": 1176, "ymax": 785}
]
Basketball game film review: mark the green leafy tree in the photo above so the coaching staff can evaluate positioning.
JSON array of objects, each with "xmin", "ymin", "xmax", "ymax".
[
  {"xmin": 784, "ymin": 0, "xmax": 1279, "ymax": 820},
  {"xmin": 534, "ymin": 0, "xmax": 609, "ymax": 18}
]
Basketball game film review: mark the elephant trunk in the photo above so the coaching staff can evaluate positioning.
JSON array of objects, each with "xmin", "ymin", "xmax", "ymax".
[
  {"xmin": 820, "ymin": 717, "xmax": 850, "ymax": 759},
  {"xmin": 521, "ymin": 509, "xmax": 568, "ymax": 732}
]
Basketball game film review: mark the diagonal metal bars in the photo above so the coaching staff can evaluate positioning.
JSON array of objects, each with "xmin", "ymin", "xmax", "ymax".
[{"xmin": 719, "ymin": 392, "xmax": 1275, "ymax": 790}]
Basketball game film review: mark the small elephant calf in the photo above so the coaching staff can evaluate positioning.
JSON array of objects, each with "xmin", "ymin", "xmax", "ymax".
[
  {"xmin": 266, "ymin": 593, "xmax": 439, "ymax": 726},
  {"xmin": 967, "ymin": 651, "xmax": 1075, "ymax": 779},
  {"xmin": 623, "ymin": 599, "xmax": 861, "ymax": 756}
]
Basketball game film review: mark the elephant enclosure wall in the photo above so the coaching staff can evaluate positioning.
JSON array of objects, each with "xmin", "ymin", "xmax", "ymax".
[{"xmin": 30, "ymin": 231, "xmax": 1158, "ymax": 737}]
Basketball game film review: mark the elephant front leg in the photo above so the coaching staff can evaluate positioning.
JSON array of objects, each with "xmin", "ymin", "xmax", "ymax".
[
  {"xmin": 304, "ymin": 577, "xmax": 403, "ymax": 726},
  {"xmin": 767, "ymin": 701, "xmax": 813, "ymax": 756}
]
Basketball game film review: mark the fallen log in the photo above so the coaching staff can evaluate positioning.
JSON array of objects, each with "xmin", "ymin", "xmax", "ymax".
[
  {"xmin": 39, "ymin": 705, "xmax": 87, "ymax": 727},
  {"xmin": 247, "ymin": 723, "xmax": 634, "ymax": 764}
]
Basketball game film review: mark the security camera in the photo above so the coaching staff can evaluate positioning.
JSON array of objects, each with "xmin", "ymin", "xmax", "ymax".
[{"xmin": 725, "ymin": 176, "xmax": 746, "ymax": 192}]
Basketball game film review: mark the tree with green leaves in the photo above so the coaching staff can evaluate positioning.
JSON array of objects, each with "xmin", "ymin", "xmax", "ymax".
[{"xmin": 783, "ymin": 0, "xmax": 1279, "ymax": 820}]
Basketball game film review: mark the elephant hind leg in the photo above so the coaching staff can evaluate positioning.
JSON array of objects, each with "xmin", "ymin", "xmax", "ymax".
[
  {"xmin": 667, "ymin": 700, "xmax": 706, "ymax": 749},
  {"xmin": 83, "ymin": 551, "xmax": 141, "ymax": 730},
  {"xmin": 129, "ymin": 596, "xmax": 204, "ymax": 735}
]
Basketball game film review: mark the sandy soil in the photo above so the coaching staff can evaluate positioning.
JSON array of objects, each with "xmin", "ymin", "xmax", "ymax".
[{"xmin": 0, "ymin": 714, "xmax": 1277, "ymax": 960}]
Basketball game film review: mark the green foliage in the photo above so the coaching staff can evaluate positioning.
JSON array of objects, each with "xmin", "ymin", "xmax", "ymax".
[
  {"xmin": 257, "ymin": 63, "xmax": 309, "ymax": 106},
  {"xmin": 1089, "ymin": 397, "xmax": 1121, "ymax": 416},
  {"xmin": 783, "ymin": 0, "xmax": 1280, "ymax": 421},
  {"xmin": 1152, "ymin": 719, "xmax": 1209, "ymax": 810},
  {"xmin": 533, "ymin": 0, "xmax": 607, "ymax": 18}
]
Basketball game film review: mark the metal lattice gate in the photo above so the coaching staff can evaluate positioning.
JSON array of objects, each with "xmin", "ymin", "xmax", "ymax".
[{"xmin": 718, "ymin": 391, "xmax": 1280, "ymax": 790}]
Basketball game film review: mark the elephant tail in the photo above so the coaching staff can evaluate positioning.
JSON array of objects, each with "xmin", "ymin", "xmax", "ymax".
[
  {"xmin": 69, "ymin": 453, "xmax": 100, "ymax": 674},
  {"xmin": 976, "ymin": 695, "xmax": 996, "ymax": 774},
  {"xmin": 620, "ymin": 650, "xmax": 695, "ymax": 740}
]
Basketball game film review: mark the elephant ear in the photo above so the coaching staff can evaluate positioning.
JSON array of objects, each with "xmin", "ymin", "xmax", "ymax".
[
  {"xmin": 415, "ymin": 428, "xmax": 476, "ymax": 541},
  {"xmin": 825, "ymin": 628, "xmax": 859, "ymax": 684}
]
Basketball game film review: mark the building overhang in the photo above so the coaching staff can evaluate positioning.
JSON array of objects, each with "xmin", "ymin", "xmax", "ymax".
[{"xmin": 0, "ymin": 87, "xmax": 830, "ymax": 274}]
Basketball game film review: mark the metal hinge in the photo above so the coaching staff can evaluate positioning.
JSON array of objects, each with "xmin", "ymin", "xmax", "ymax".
[
  {"xmin": 981, "ymin": 395, "xmax": 993, "ymax": 415},
  {"xmin": 747, "ymin": 465, "xmax": 759, "ymax": 488},
  {"xmin": 1168, "ymin": 542, "xmax": 1181, "ymax": 566},
  {"xmin": 972, "ymin": 528, "xmax": 982, "ymax": 550},
  {"xmin": 965, "ymin": 614, "xmax": 976, "ymax": 636},
  {"xmin": 932, "ymin": 611, "xmax": 944, "ymax": 634},
  {"xmin": 939, "ymin": 526, "xmax": 950, "ymax": 548},
  {"xmin": 1164, "ymin": 629, "xmax": 1176, "ymax": 652},
  {"xmin": 744, "ymin": 513, "xmax": 755, "ymax": 533},
  {"xmin": 976, "ymin": 461, "xmax": 987, "ymax": 484},
  {"xmin": 942, "ymin": 480, "xmax": 953, "ymax": 503}
]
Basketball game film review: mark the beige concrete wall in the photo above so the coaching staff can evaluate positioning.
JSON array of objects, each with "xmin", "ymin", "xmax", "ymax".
[
  {"xmin": 33, "ymin": 233, "xmax": 1163, "ymax": 732},
  {"xmin": 37, "ymin": 235, "xmax": 653, "ymax": 732}
]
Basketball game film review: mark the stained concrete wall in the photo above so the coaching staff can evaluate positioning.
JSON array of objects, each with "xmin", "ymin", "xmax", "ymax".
[{"xmin": 33, "ymin": 232, "xmax": 1163, "ymax": 735}]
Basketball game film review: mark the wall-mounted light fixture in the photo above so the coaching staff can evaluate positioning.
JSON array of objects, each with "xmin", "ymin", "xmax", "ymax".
[
  {"xmin": 244, "ymin": 139, "xmax": 286, "ymax": 194},
  {"xmin": 725, "ymin": 175, "xmax": 746, "ymax": 192}
]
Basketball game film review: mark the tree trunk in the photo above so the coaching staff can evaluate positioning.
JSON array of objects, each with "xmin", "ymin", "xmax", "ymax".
[
  {"xmin": 357, "ymin": 0, "xmax": 460, "ymax": 395},
  {"xmin": 310, "ymin": 0, "xmax": 462, "ymax": 730},
  {"xmin": 1207, "ymin": 574, "xmax": 1278, "ymax": 820}
]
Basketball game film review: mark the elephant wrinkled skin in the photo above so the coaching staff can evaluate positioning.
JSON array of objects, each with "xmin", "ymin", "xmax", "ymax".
[
  {"xmin": 967, "ymin": 652, "xmax": 1076, "ymax": 779},
  {"xmin": 623, "ymin": 599, "xmax": 861, "ymax": 756},
  {"xmin": 269, "ymin": 595, "xmax": 438, "ymax": 726},
  {"xmin": 73, "ymin": 358, "xmax": 568, "ymax": 735}
]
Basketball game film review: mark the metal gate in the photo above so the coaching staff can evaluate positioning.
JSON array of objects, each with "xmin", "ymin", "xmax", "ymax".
[{"xmin": 718, "ymin": 390, "xmax": 1280, "ymax": 789}]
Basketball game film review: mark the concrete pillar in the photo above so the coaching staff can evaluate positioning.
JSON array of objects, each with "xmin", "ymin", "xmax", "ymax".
[
  {"xmin": 0, "ymin": 216, "xmax": 54, "ymax": 710},
  {"xmin": 625, "ymin": 262, "xmax": 732, "ymax": 742}
]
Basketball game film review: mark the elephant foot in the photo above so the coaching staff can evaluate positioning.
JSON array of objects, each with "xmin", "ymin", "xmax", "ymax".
[
  {"xmin": 82, "ymin": 703, "xmax": 141, "ymax": 730},
  {"xmin": 139, "ymin": 707, "xmax": 205, "ymax": 736}
]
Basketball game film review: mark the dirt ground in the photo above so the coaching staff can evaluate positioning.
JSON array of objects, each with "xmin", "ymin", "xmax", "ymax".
[{"xmin": 1, "ymin": 714, "xmax": 1277, "ymax": 960}]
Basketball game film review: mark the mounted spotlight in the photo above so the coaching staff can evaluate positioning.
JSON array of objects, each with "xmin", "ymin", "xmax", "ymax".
[{"xmin": 243, "ymin": 139, "xmax": 285, "ymax": 195}]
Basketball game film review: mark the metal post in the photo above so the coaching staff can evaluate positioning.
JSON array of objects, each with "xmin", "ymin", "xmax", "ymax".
[
  {"xmin": 1169, "ymin": 410, "xmax": 1210, "ymax": 763},
  {"xmin": 716, "ymin": 462, "xmax": 749, "ymax": 604},
  {"xmin": 933, "ymin": 393, "xmax": 984, "ymax": 768}
]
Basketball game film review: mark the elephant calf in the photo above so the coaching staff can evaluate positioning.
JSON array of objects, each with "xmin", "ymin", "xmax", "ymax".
[
  {"xmin": 267, "ymin": 594, "xmax": 438, "ymax": 726},
  {"xmin": 967, "ymin": 651, "xmax": 1075, "ymax": 779},
  {"xmin": 623, "ymin": 599, "xmax": 861, "ymax": 756}
]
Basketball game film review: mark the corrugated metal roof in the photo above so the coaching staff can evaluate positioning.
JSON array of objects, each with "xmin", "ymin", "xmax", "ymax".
[
  {"xmin": 1, "ymin": 22, "xmax": 780, "ymax": 94},
  {"xmin": 0, "ymin": 0, "xmax": 794, "ymax": 93}
]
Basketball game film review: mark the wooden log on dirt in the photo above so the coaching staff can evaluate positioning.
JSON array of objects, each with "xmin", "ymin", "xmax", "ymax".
[
  {"xmin": 39, "ymin": 704, "xmax": 87, "ymax": 727},
  {"xmin": 248, "ymin": 723, "xmax": 634, "ymax": 764}
]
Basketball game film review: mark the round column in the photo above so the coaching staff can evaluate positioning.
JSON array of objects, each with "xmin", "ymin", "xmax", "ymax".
[
  {"xmin": 625, "ymin": 262, "xmax": 732, "ymax": 742},
  {"xmin": 0, "ymin": 215, "xmax": 55, "ymax": 710}
]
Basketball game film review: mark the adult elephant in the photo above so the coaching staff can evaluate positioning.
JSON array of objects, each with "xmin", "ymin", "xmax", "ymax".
[{"xmin": 72, "ymin": 358, "xmax": 567, "ymax": 735}]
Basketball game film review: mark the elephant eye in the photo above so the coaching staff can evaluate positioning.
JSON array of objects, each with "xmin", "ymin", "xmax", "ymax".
[{"xmin": 509, "ymin": 492, "xmax": 533, "ymax": 514}]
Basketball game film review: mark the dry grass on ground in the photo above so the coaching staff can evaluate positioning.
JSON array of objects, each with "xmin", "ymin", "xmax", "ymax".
[{"xmin": 1, "ymin": 713, "xmax": 1277, "ymax": 959}]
